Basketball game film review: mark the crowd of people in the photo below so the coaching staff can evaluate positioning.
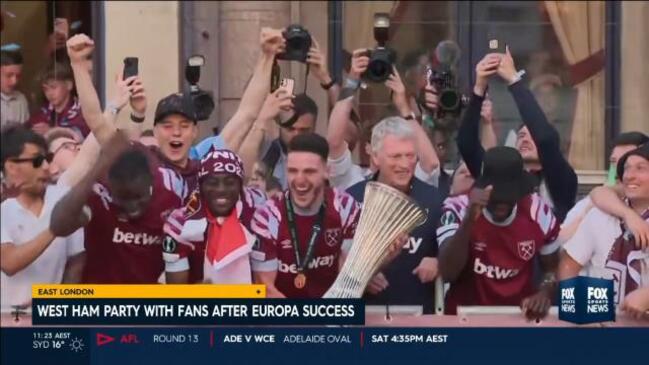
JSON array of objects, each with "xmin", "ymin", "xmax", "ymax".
[{"xmin": 1, "ymin": 26, "xmax": 648, "ymax": 321}]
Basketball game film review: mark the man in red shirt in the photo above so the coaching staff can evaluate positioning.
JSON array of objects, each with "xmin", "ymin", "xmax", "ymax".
[
  {"xmin": 50, "ymin": 131, "xmax": 187, "ymax": 283},
  {"xmin": 25, "ymin": 62, "xmax": 89, "ymax": 137},
  {"xmin": 437, "ymin": 146, "xmax": 560, "ymax": 319},
  {"xmin": 250, "ymin": 133, "xmax": 361, "ymax": 298},
  {"xmin": 162, "ymin": 148, "xmax": 265, "ymax": 284}
]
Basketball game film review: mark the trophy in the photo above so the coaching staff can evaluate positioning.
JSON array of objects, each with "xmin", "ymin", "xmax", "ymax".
[{"xmin": 324, "ymin": 181, "xmax": 426, "ymax": 298}]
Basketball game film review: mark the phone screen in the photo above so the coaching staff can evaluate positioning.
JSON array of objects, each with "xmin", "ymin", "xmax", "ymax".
[
  {"xmin": 123, "ymin": 57, "xmax": 139, "ymax": 80},
  {"xmin": 488, "ymin": 39, "xmax": 505, "ymax": 54}
]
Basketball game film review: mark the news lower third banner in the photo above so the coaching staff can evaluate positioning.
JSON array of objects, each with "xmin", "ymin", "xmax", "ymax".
[
  {"xmin": 2, "ymin": 327, "xmax": 648, "ymax": 365},
  {"xmin": 30, "ymin": 285, "xmax": 363, "ymax": 325}
]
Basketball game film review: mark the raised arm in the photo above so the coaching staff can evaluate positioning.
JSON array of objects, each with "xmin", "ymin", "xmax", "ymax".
[
  {"xmin": 67, "ymin": 34, "xmax": 116, "ymax": 145},
  {"xmin": 50, "ymin": 132, "xmax": 130, "ymax": 237},
  {"xmin": 438, "ymin": 187, "xmax": 491, "ymax": 282},
  {"xmin": 590, "ymin": 185, "xmax": 649, "ymax": 247},
  {"xmin": 59, "ymin": 68, "xmax": 141, "ymax": 188},
  {"xmin": 239, "ymin": 89, "xmax": 294, "ymax": 180},
  {"xmin": 327, "ymin": 92, "xmax": 356, "ymax": 160},
  {"xmin": 498, "ymin": 46, "xmax": 577, "ymax": 219},
  {"xmin": 386, "ymin": 66, "xmax": 439, "ymax": 173},
  {"xmin": 219, "ymin": 28, "xmax": 285, "ymax": 153},
  {"xmin": 480, "ymin": 98, "xmax": 498, "ymax": 150},
  {"xmin": 457, "ymin": 53, "xmax": 501, "ymax": 178},
  {"xmin": 116, "ymin": 66, "xmax": 148, "ymax": 138},
  {"xmin": 327, "ymin": 49, "xmax": 367, "ymax": 160},
  {"xmin": 307, "ymin": 37, "xmax": 340, "ymax": 109}
]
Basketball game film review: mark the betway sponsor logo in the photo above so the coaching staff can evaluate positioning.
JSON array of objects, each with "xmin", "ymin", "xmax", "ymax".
[
  {"xmin": 279, "ymin": 255, "xmax": 336, "ymax": 274},
  {"xmin": 112, "ymin": 227, "xmax": 161, "ymax": 245},
  {"xmin": 473, "ymin": 257, "xmax": 519, "ymax": 279}
]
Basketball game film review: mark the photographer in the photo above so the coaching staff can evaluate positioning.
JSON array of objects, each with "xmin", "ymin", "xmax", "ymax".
[
  {"xmin": 327, "ymin": 48, "xmax": 440, "ymax": 190},
  {"xmin": 457, "ymin": 47, "xmax": 578, "ymax": 221}
]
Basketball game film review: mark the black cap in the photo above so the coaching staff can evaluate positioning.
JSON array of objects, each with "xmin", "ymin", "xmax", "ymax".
[
  {"xmin": 617, "ymin": 143, "xmax": 649, "ymax": 181},
  {"xmin": 475, "ymin": 146, "xmax": 538, "ymax": 204},
  {"xmin": 154, "ymin": 93, "xmax": 197, "ymax": 125}
]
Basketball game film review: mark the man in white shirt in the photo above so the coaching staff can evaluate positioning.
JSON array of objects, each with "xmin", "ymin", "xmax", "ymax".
[
  {"xmin": 1, "ymin": 49, "xmax": 30, "ymax": 129},
  {"xmin": 559, "ymin": 144, "xmax": 649, "ymax": 307},
  {"xmin": 0, "ymin": 126, "xmax": 85, "ymax": 308}
]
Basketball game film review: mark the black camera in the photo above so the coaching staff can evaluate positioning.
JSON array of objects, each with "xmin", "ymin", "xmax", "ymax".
[
  {"xmin": 277, "ymin": 25, "xmax": 312, "ymax": 63},
  {"xmin": 185, "ymin": 55, "xmax": 215, "ymax": 122},
  {"xmin": 421, "ymin": 41, "xmax": 468, "ymax": 119},
  {"xmin": 362, "ymin": 13, "xmax": 396, "ymax": 83},
  {"xmin": 427, "ymin": 67, "xmax": 468, "ymax": 119}
]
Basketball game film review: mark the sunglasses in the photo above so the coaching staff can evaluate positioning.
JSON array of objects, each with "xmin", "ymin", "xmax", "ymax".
[{"xmin": 9, "ymin": 153, "xmax": 54, "ymax": 168}]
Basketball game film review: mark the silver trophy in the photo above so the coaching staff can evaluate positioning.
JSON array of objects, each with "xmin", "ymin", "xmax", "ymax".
[{"xmin": 324, "ymin": 182, "xmax": 426, "ymax": 298}]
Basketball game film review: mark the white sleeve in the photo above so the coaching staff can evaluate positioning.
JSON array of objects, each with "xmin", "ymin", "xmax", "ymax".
[
  {"xmin": 414, "ymin": 163, "xmax": 440, "ymax": 187},
  {"xmin": 165, "ymin": 258, "xmax": 189, "ymax": 273},
  {"xmin": 561, "ymin": 197, "xmax": 592, "ymax": 228},
  {"xmin": 1, "ymin": 213, "xmax": 10, "ymax": 244},
  {"xmin": 327, "ymin": 149, "xmax": 365, "ymax": 190},
  {"xmin": 66, "ymin": 228, "xmax": 85, "ymax": 257},
  {"xmin": 562, "ymin": 211, "xmax": 596, "ymax": 266}
]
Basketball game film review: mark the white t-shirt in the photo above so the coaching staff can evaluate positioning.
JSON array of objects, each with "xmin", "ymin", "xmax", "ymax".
[
  {"xmin": 563, "ymin": 206, "xmax": 649, "ymax": 304},
  {"xmin": 327, "ymin": 149, "xmax": 441, "ymax": 190},
  {"xmin": 1, "ymin": 185, "xmax": 85, "ymax": 308},
  {"xmin": 562, "ymin": 196, "xmax": 594, "ymax": 228}
]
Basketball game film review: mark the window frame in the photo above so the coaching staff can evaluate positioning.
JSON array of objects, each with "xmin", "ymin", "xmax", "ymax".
[{"xmin": 327, "ymin": 0, "xmax": 621, "ymax": 177}]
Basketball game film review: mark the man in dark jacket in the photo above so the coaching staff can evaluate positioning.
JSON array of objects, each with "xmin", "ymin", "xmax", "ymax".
[
  {"xmin": 347, "ymin": 117, "xmax": 443, "ymax": 314},
  {"xmin": 456, "ymin": 47, "xmax": 578, "ymax": 222}
]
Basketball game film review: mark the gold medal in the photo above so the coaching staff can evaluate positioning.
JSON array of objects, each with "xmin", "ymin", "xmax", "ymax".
[{"xmin": 294, "ymin": 273, "xmax": 307, "ymax": 289}]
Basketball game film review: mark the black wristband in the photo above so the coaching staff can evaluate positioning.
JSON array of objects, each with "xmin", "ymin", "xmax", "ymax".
[
  {"xmin": 130, "ymin": 113, "xmax": 145, "ymax": 124},
  {"xmin": 320, "ymin": 78, "xmax": 336, "ymax": 90}
]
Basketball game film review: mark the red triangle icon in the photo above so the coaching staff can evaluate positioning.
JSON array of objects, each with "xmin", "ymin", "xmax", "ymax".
[{"xmin": 96, "ymin": 333, "xmax": 115, "ymax": 346}]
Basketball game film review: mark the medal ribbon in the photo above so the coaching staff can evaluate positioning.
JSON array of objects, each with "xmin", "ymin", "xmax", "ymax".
[{"xmin": 284, "ymin": 193, "xmax": 325, "ymax": 274}]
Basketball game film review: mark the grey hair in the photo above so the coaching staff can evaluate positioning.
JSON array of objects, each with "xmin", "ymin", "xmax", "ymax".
[{"xmin": 370, "ymin": 116, "xmax": 416, "ymax": 153}]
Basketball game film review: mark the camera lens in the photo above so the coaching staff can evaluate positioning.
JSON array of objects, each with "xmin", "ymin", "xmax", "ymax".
[
  {"xmin": 439, "ymin": 89, "xmax": 460, "ymax": 111},
  {"xmin": 193, "ymin": 93, "xmax": 215, "ymax": 121},
  {"xmin": 363, "ymin": 48, "xmax": 394, "ymax": 83},
  {"xmin": 287, "ymin": 36, "xmax": 306, "ymax": 50},
  {"xmin": 368, "ymin": 60, "xmax": 390, "ymax": 81}
]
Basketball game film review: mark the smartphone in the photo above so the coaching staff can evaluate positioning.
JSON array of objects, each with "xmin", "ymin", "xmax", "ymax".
[
  {"xmin": 279, "ymin": 77, "xmax": 295, "ymax": 96},
  {"xmin": 123, "ymin": 57, "xmax": 139, "ymax": 81}
]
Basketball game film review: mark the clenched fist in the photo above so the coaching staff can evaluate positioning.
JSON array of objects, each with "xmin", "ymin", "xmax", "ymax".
[{"xmin": 66, "ymin": 34, "xmax": 95, "ymax": 64}]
